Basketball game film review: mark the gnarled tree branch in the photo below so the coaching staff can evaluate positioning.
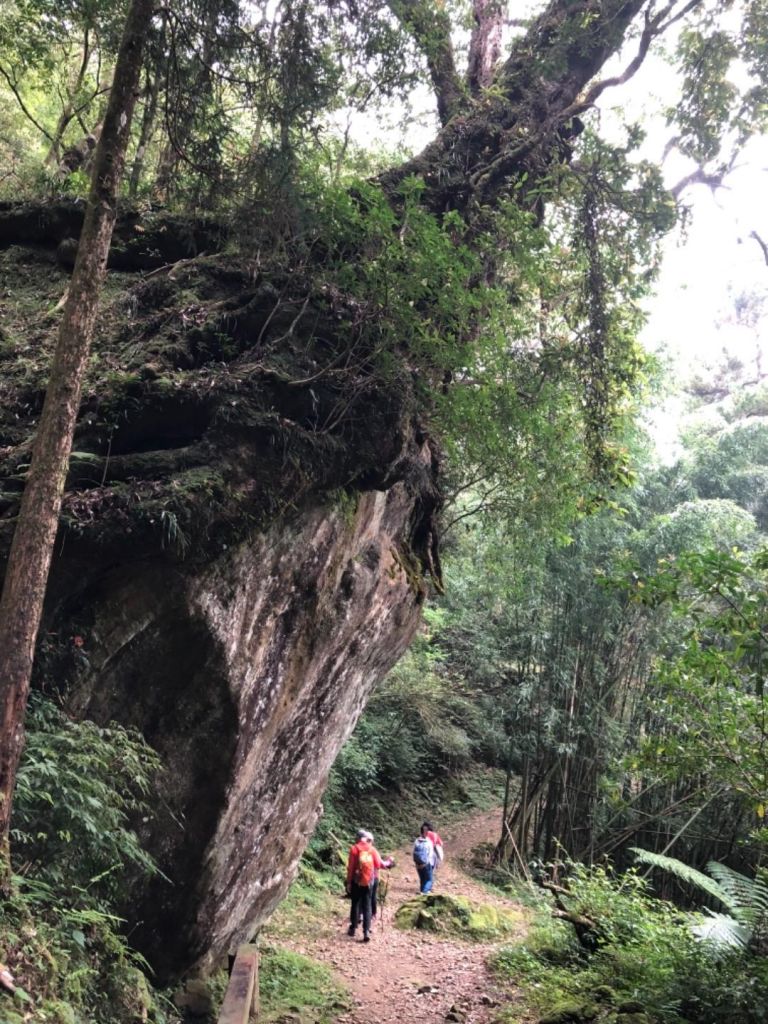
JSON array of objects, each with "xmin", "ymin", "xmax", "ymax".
[
  {"xmin": 0, "ymin": 61, "xmax": 56, "ymax": 144},
  {"xmin": 388, "ymin": 0, "xmax": 466, "ymax": 125},
  {"xmin": 671, "ymin": 164, "xmax": 729, "ymax": 197},
  {"xmin": 381, "ymin": 0, "xmax": 649, "ymax": 214},
  {"xmin": 467, "ymin": 0, "xmax": 504, "ymax": 96},
  {"xmin": 750, "ymin": 230, "xmax": 768, "ymax": 267},
  {"xmin": 559, "ymin": 0, "xmax": 705, "ymax": 122}
]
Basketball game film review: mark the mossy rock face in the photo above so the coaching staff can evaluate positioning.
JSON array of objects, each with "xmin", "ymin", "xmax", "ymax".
[
  {"xmin": 537, "ymin": 994, "xmax": 654, "ymax": 1024},
  {"xmin": 538, "ymin": 1001, "xmax": 606, "ymax": 1024},
  {"xmin": 40, "ymin": 1001, "xmax": 80, "ymax": 1024},
  {"xmin": 2, "ymin": 1006, "xmax": 28, "ymax": 1024},
  {"xmin": 593, "ymin": 987, "xmax": 617, "ymax": 1004},
  {"xmin": 0, "ymin": 226, "xmax": 440, "ymax": 981},
  {"xmin": 175, "ymin": 975, "xmax": 220, "ymax": 1019},
  {"xmin": 9, "ymin": 998, "xmax": 81, "ymax": 1024},
  {"xmin": 394, "ymin": 893, "xmax": 521, "ymax": 941},
  {"xmin": 105, "ymin": 963, "xmax": 158, "ymax": 1023},
  {"xmin": 539, "ymin": 1005, "xmax": 589, "ymax": 1024}
]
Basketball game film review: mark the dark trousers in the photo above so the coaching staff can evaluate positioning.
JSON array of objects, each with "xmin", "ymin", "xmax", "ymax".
[
  {"xmin": 350, "ymin": 883, "xmax": 372, "ymax": 935},
  {"xmin": 356, "ymin": 878, "xmax": 379, "ymax": 923}
]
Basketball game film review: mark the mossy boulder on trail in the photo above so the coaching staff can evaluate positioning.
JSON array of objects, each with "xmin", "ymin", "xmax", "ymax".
[{"xmin": 394, "ymin": 892, "xmax": 522, "ymax": 941}]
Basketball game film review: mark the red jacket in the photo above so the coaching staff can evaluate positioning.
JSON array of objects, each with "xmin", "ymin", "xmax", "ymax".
[
  {"xmin": 346, "ymin": 841, "xmax": 392, "ymax": 887},
  {"xmin": 426, "ymin": 830, "xmax": 444, "ymax": 861}
]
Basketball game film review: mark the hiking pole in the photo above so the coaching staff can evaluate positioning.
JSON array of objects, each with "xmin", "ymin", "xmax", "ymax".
[{"xmin": 379, "ymin": 872, "xmax": 390, "ymax": 934}]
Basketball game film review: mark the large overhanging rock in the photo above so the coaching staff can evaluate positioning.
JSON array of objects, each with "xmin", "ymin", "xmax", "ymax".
[
  {"xmin": 0, "ymin": 216, "xmax": 440, "ymax": 980},
  {"xmin": 62, "ymin": 479, "xmax": 426, "ymax": 979}
]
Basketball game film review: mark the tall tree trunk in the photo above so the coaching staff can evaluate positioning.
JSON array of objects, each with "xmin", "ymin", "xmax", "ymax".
[
  {"xmin": 44, "ymin": 29, "xmax": 93, "ymax": 167},
  {"xmin": 517, "ymin": 753, "xmax": 530, "ymax": 859},
  {"xmin": 129, "ymin": 14, "xmax": 167, "ymax": 197},
  {"xmin": 129, "ymin": 67, "xmax": 162, "ymax": 195},
  {"xmin": 0, "ymin": 0, "xmax": 155, "ymax": 884},
  {"xmin": 381, "ymin": 0, "xmax": 647, "ymax": 215},
  {"xmin": 499, "ymin": 758, "xmax": 512, "ymax": 852}
]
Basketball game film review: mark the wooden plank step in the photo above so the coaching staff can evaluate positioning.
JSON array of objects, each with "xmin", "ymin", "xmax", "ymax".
[{"xmin": 217, "ymin": 944, "xmax": 259, "ymax": 1024}]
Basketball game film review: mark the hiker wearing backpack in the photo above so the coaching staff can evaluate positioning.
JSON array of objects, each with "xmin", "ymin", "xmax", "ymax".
[
  {"xmin": 422, "ymin": 820, "xmax": 444, "ymax": 870},
  {"xmin": 412, "ymin": 830, "xmax": 436, "ymax": 893},
  {"xmin": 354, "ymin": 831, "xmax": 395, "ymax": 925},
  {"xmin": 346, "ymin": 829, "xmax": 393, "ymax": 942}
]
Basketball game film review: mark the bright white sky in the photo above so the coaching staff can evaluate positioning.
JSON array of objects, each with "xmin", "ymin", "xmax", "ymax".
[
  {"xmin": 643, "ymin": 144, "xmax": 768, "ymax": 364},
  {"xmin": 598, "ymin": 44, "xmax": 768, "ymax": 451},
  {"xmin": 597, "ymin": 34, "xmax": 768, "ymax": 376},
  {"xmin": 640, "ymin": 148, "xmax": 768, "ymax": 458}
]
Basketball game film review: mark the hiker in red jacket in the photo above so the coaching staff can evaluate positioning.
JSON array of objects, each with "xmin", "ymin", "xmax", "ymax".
[{"xmin": 346, "ymin": 829, "xmax": 393, "ymax": 942}]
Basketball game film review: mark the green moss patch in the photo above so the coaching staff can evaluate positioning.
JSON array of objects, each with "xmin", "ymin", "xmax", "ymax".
[
  {"xmin": 264, "ymin": 863, "xmax": 340, "ymax": 941},
  {"xmin": 259, "ymin": 945, "xmax": 350, "ymax": 1023},
  {"xmin": 394, "ymin": 892, "xmax": 522, "ymax": 941}
]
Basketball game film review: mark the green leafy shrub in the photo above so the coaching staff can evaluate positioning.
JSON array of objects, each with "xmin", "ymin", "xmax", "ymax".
[
  {"xmin": 0, "ymin": 697, "xmax": 168, "ymax": 1023},
  {"xmin": 632, "ymin": 849, "xmax": 768, "ymax": 953},
  {"xmin": 0, "ymin": 884, "xmax": 168, "ymax": 1024},
  {"xmin": 11, "ymin": 695, "xmax": 161, "ymax": 904},
  {"xmin": 492, "ymin": 865, "xmax": 768, "ymax": 1024}
]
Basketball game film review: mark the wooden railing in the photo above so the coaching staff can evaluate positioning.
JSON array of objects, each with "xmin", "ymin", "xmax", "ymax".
[{"xmin": 217, "ymin": 944, "xmax": 259, "ymax": 1024}]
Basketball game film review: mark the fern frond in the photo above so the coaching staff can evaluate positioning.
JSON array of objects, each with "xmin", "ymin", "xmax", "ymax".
[
  {"xmin": 691, "ymin": 910, "xmax": 750, "ymax": 950},
  {"xmin": 707, "ymin": 862, "xmax": 768, "ymax": 926},
  {"xmin": 630, "ymin": 848, "xmax": 732, "ymax": 910}
]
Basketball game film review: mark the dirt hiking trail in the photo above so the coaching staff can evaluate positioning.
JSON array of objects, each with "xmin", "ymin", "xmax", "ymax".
[{"xmin": 282, "ymin": 808, "xmax": 528, "ymax": 1024}]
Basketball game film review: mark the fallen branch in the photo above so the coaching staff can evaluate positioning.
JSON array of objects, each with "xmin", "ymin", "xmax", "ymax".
[
  {"xmin": 536, "ymin": 875, "xmax": 601, "ymax": 950},
  {"xmin": 552, "ymin": 908, "xmax": 597, "ymax": 930}
]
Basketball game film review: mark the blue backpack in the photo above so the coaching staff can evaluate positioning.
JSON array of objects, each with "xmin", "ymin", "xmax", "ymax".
[{"xmin": 413, "ymin": 836, "xmax": 432, "ymax": 868}]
